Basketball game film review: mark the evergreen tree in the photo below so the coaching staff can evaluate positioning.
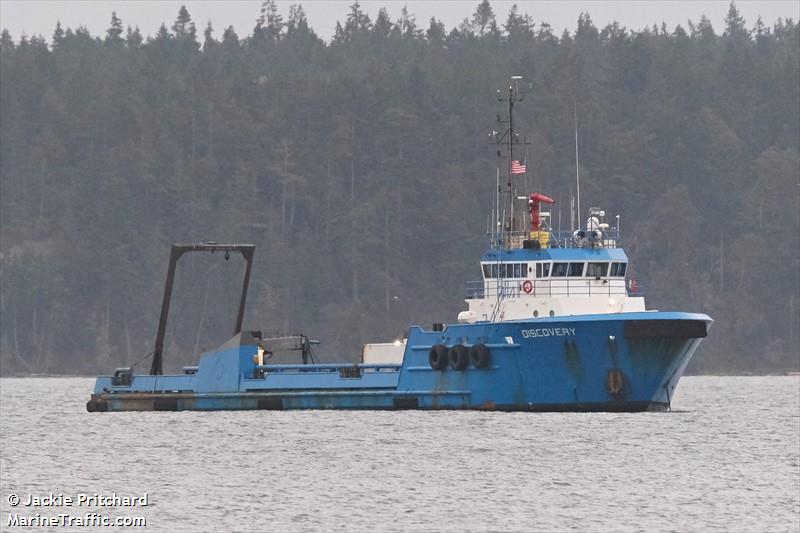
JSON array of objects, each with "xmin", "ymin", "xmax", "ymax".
[
  {"xmin": 0, "ymin": 29, "xmax": 13, "ymax": 49},
  {"xmin": 373, "ymin": 8, "xmax": 392, "ymax": 40},
  {"xmin": 172, "ymin": 5, "xmax": 199, "ymax": 56},
  {"xmin": 335, "ymin": 1, "xmax": 371, "ymax": 44},
  {"xmin": 222, "ymin": 25, "xmax": 239, "ymax": 48},
  {"xmin": 172, "ymin": 5, "xmax": 194, "ymax": 37},
  {"xmin": 125, "ymin": 25, "xmax": 142, "ymax": 48},
  {"xmin": 397, "ymin": 5, "xmax": 418, "ymax": 39},
  {"xmin": 693, "ymin": 14, "xmax": 716, "ymax": 41},
  {"xmin": 105, "ymin": 12, "xmax": 124, "ymax": 44},
  {"xmin": 203, "ymin": 21, "xmax": 217, "ymax": 51},
  {"xmin": 426, "ymin": 17, "xmax": 445, "ymax": 43},
  {"xmin": 504, "ymin": 4, "xmax": 534, "ymax": 43},
  {"xmin": 256, "ymin": 0, "xmax": 283, "ymax": 41},
  {"xmin": 472, "ymin": 0, "xmax": 496, "ymax": 36},
  {"xmin": 52, "ymin": 21, "xmax": 65, "ymax": 49},
  {"xmin": 723, "ymin": 1, "xmax": 749, "ymax": 41},
  {"xmin": 154, "ymin": 23, "xmax": 171, "ymax": 42},
  {"xmin": 286, "ymin": 5, "xmax": 314, "ymax": 39}
]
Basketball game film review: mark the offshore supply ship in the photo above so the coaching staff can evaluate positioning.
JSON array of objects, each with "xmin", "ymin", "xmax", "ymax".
[{"xmin": 87, "ymin": 77, "xmax": 711, "ymax": 413}]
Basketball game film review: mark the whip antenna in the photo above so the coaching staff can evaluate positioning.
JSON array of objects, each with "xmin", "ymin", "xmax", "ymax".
[{"xmin": 574, "ymin": 99, "xmax": 581, "ymax": 228}]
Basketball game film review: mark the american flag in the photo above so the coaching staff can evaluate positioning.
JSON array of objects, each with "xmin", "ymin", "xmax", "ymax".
[{"xmin": 511, "ymin": 159, "xmax": 527, "ymax": 174}]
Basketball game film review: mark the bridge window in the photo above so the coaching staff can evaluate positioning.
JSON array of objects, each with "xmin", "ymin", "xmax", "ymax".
[
  {"xmin": 552, "ymin": 262, "xmax": 569, "ymax": 277},
  {"xmin": 535, "ymin": 262, "xmax": 552, "ymax": 278},
  {"xmin": 610, "ymin": 262, "xmax": 627, "ymax": 277},
  {"xmin": 586, "ymin": 262, "xmax": 609, "ymax": 277},
  {"xmin": 483, "ymin": 263, "xmax": 529, "ymax": 278},
  {"xmin": 568, "ymin": 262, "xmax": 585, "ymax": 277}
]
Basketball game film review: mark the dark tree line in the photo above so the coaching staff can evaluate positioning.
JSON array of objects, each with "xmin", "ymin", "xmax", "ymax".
[{"xmin": 1, "ymin": 1, "xmax": 798, "ymax": 374}]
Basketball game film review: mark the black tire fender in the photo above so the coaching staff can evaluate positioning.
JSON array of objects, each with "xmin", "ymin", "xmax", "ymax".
[
  {"xmin": 429, "ymin": 344, "xmax": 449, "ymax": 370},
  {"xmin": 469, "ymin": 343, "xmax": 491, "ymax": 369},
  {"xmin": 448, "ymin": 344, "xmax": 469, "ymax": 370}
]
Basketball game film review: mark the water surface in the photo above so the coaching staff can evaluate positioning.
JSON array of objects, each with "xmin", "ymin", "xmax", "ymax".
[{"xmin": 1, "ymin": 376, "xmax": 798, "ymax": 532}]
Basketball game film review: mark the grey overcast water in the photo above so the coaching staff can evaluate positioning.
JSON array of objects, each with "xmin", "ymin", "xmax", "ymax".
[{"xmin": 1, "ymin": 376, "xmax": 798, "ymax": 533}]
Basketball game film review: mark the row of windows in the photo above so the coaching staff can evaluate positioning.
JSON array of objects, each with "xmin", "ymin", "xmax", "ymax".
[
  {"xmin": 483, "ymin": 261, "xmax": 627, "ymax": 279},
  {"xmin": 482, "ymin": 263, "xmax": 527, "ymax": 279}
]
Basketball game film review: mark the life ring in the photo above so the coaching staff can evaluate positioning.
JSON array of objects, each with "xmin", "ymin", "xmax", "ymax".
[
  {"xmin": 629, "ymin": 279, "xmax": 638, "ymax": 293},
  {"xmin": 607, "ymin": 370, "xmax": 624, "ymax": 395},
  {"xmin": 522, "ymin": 280, "xmax": 534, "ymax": 294}
]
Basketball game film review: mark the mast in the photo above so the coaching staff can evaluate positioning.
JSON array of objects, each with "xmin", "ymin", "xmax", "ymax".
[
  {"xmin": 495, "ymin": 167, "xmax": 500, "ymax": 242},
  {"xmin": 507, "ymin": 83, "xmax": 514, "ymax": 231},
  {"xmin": 494, "ymin": 75, "xmax": 529, "ymax": 239}
]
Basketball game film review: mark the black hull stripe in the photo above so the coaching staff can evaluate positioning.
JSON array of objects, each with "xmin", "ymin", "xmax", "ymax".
[{"xmin": 89, "ymin": 397, "xmax": 668, "ymax": 413}]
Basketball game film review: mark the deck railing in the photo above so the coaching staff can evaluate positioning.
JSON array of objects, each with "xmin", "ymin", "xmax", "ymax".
[
  {"xmin": 255, "ymin": 363, "xmax": 401, "ymax": 372},
  {"xmin": 488, "ymin": 229, "xmax": 621, "ymax": 249},
  {"xmin": 465, "ymin": 279, "xmax": 643, "ymax": 299}
]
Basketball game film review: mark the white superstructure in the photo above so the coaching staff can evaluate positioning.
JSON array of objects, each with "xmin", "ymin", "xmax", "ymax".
[{"xmin": 458, "ymin": 207, "xmax": 646, "ymax": 324}]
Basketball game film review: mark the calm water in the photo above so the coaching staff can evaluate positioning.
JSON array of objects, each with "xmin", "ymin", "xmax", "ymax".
[{"xmin": 1, "ymin": 376, "xmax": 798, "ymax": 533}]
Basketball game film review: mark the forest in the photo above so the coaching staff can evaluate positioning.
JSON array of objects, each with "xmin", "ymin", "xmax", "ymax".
[{"xmin": 1, "ymin": 1, "xmax": 798, "ymax": 375}]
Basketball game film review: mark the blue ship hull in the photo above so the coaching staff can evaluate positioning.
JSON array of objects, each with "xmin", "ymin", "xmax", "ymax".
[{"xmin": 87, "ymin": 311, "xmax": 710, "ymax": 412}]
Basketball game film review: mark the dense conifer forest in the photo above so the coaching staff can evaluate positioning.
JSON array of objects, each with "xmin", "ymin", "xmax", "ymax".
[{"xmin": 1, "ymin": 1, "xmax": 798, "ymax": 375}]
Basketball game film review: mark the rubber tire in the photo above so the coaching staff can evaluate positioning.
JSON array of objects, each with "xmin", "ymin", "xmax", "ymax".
[
  {"xmin": 469, "ymin": 343, "xmax": 491, "ymax": 369},
  {"xmin": 449, "ymin": 344, "xmax": 469, "ymax": 370},
  {"xmin": 429, "ymin": 344, "xmax": 449, "ymax": 371}
]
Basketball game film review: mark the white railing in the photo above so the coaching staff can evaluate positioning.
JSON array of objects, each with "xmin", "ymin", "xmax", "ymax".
[
  {"xmin": 487, "ymin": 229, "xmax": 622, "ymax": 250},
  {"xmin": 466, "ymin": 279, "xmax": 640, "ymax": 299}
]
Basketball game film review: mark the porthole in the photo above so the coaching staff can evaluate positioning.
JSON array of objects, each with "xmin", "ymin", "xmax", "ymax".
[
  {"xmin": 533, "ymin": 310, "xmax": 539, "ymax": 317},
  {"xmin": 549, "ymin": 310, "xmax": 555, "ymax": 317}
]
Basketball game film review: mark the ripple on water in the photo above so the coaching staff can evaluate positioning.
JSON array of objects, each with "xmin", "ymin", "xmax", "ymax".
[{"xmin": 0, "ymin": 376, "xmax": 798, "ymax": 533}]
